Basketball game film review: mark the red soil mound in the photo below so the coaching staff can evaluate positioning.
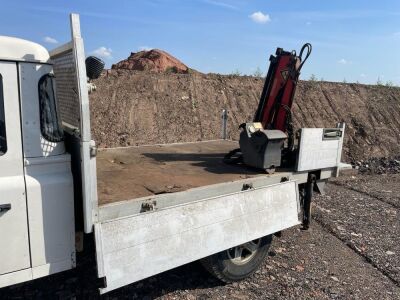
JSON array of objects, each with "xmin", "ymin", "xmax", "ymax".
[{"xmin": 111, "ymin": 49, "xmax": 189, "ymax": 73}]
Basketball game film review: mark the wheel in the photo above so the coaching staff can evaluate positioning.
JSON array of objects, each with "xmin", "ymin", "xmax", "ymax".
[{"xmin": 201, "ymin": 235, "xmax": 273, "ymax": 283}]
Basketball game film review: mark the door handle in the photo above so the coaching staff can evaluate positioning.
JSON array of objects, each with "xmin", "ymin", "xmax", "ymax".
[
  {"xmin": 0, "ymin": 203, "xmax": 11, "ymax": 213},
  {"xmin": 323, "ymin": 128, "xmax": 342, "ymax": 140}
]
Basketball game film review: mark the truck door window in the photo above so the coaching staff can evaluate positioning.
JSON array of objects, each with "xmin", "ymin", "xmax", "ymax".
[
  {"xmin": 0, "ymin": 74, "xmax": 6, "ymax": 155},
  {"xmin": 38, "ymin": 74, "xmax": 64, "ymax": 142}
]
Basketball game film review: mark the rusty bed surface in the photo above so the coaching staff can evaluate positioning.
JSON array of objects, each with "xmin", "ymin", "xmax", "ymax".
[{"xmin": 97, "ymin": 140, "xmax": 268, "ymax": 205}]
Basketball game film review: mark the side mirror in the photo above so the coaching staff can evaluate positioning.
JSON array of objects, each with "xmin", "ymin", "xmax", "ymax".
[{"xmin": 85, "ymin": 56, "xmax": 105, "ymax": 80}]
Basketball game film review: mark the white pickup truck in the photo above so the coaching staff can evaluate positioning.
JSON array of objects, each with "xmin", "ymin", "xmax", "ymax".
[{"xmin": 0, "ymin": 14, "xmax": 348, "ymax": 294}]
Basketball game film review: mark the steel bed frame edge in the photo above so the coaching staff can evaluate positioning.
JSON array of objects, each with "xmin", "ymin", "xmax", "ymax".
[{"xmin": 98, "ymin": 167, "xmax": 336, "ymax": 222}]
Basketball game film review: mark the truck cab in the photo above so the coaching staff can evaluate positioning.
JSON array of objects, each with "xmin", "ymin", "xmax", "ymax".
[{"xmin": 0, "ymin": 36, "xmax": 75, "ymax": 284}]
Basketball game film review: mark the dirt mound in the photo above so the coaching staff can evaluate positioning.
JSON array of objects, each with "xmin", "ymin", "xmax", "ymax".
[
  {"xmin": 111, "ymin": 49, "xmax": 189, "ymax": 73},
  {"xmin": 90, "ymin": 71, "xmax": 400, "ymax": 162}
]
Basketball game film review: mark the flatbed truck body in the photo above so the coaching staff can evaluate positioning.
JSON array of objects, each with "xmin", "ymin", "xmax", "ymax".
[{"xmin": 0, "ymin": 14, "xmax": 349, "ymax": 294}]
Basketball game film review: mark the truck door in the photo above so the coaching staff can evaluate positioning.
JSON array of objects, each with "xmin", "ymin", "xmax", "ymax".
[{"xmin": 0, "ymin": 62, "xmax": 30, "ymax": 274}]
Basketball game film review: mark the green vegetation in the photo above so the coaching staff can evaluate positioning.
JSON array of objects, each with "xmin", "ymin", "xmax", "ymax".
[
  {"xmin": 309, "ymin": 74, "xmax": 317, "ymax": 81},
  {"xmin": 165, "ymin": 66, "xmax": 179, "ymax": 74},
  {"xmin": 231, "ymin": 69, "xmax": 242, "ymax": 76},
  {"xmin": 252, "ymin": 67, "xmax": 264, "ymax": 77}
]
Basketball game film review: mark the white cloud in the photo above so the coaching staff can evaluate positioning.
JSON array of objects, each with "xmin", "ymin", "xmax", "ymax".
[
  {"xmin": 338, "ymin": 58, "xmax": 348, "ymax": 65},
  {"xmin": 249, "ymin": 11, "xmax": 271, "ymax": 24},
  {"xmin": 306, "ymin": 21, "xmax": 312, "ymax": 26},
  {"xmin": 360, "ymin": 73, "xmax": 366, "ymax": 77},
  {"xmin": 43, "ymin": 36, "xmax": 58, "ymax": 44},
  {"xmin": 138, "ymin": 46, "xmax": 153, "ymax": 51},
  {"xmin": 91, "ymin": 46, "xmax": 113, "ymax": 59}
]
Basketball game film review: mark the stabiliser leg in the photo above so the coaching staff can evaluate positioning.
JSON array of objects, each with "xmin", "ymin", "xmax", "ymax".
[{"xmin": 302, "ymin": 174, "xmax": 316, "ymax": 230}]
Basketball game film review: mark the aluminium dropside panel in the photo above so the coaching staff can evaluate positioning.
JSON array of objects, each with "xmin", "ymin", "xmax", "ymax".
[{"xmin": 95, "ymin": 180, "xmax": 300, "ymax": 293}]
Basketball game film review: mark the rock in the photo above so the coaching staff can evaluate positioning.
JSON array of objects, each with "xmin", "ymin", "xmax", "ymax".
[
  {"xmin": 356, "ymin": 156, "xmax": 400, "ymax": 175},
  {"xmin": 275, "ymin": 247, "xmax": 286, "ymax": 253},
  {"xmin": 330, "ymin": 276, "xmax": 339, "ymax": 282},
  {"xmin": 336, "ymin": 225, "xmax": 346, "ymax": 231},
  {"xmin": 350, "ymin": 232, "xmax": 362, "ymax": 237},
  {"xmin": 386, "ymin": 251, "xmax": 395, "ymax": 255},
  {"xmin": 295, "ymin": 265, "xmax": 304, "ymax": 272}
]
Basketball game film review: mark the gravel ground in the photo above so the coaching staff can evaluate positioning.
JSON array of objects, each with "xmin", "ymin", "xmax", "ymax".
[
  {"xmin": 331, "ymin": 173, "xmax": 400, "ymax": 208},
  {"xmin": 354, "ymin": 157, "xmax": 400, "ymax": 175},
  {"xmin": 1, "ymin": 174, "xmax": 399, "ymax": 299},
  {"xmin": 314, "ymin": 175, "xmax": 400, "ymax": 284}
]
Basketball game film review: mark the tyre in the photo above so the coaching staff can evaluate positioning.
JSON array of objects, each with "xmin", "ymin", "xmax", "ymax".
[{"xmin": 201, "ymin": 235, "xmax": 273, "ymax": 283}]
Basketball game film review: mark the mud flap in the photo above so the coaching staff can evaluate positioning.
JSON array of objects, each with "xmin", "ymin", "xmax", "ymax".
[{"xmin": 94, "ymin": 181, "xmax": 300, "ymax": 293}]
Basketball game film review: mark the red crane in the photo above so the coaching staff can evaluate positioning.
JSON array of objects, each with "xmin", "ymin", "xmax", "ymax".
[
  {"xmin": 224, "ymin": 43, "xmax": 312, "ymax": 170},
  {"xmin": 254, "ymin": 43, "xmax": 312, "ymax": 148}
]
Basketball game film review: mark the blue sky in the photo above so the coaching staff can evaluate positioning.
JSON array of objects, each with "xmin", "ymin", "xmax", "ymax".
[{"xmin": 1, "ymin": 0, "xmax": 399, "ymax": 84}]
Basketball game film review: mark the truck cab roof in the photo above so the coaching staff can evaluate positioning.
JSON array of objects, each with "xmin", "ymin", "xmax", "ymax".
[{"xmin": 0, "ymin": 36, "xmax": 49, "ymax": 63}]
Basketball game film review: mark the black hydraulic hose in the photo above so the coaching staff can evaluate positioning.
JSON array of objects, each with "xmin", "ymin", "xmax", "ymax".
[
  {"xmin": 298, "ymin": 43, "xmax": 312, "ymax": 71},
  {"xmin": 282, "ymin": 104, "xmax": 294, "ymax": 151},
  {"xmin": 268, "ymin": 77, "xmax": 289, "ymax": 127},
  {"xmin": 223, "ymin": 148, "xmax": 243, "ymax": 164}
]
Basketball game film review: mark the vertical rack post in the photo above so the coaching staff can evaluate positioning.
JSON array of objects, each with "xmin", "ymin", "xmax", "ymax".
[{"xmin": 221, "ymin": 109, "xmax": 228, "ymax": 140}]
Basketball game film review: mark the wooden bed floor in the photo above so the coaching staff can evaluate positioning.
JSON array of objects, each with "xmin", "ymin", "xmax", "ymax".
[{"xmin": 97, "ymin": 140, "xmax": 266, "ymax": 205}]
